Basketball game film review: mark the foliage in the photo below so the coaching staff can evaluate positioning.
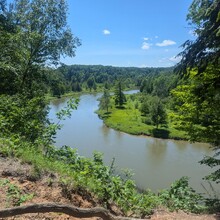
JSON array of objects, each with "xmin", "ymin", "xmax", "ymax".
[
  {"xmin": 171, "ymin": 69, "xmax": 220, "ymax": 182},
  {"xmin": 52, "ymin": 64, "xmax": 174, "ymax": 96},
  {"xmin": 159, "ymin": 177, "xmax": 204, "ymax": 213},
  {"xmin": 0, "ymin": 179, "xmax": 34, "ymax": 207},
  {"xmin": 97, "ymin": 93, "xmax": 186, "ymax": 140},
  {"xmin": 2, "ymin": 135, "xmax": 216, "ymax": 216},
  {"xmin": 42, "ymin": 98, "xmax": 79, "ymax": 154},
  {"xmin": 140, "ymin": 95, "xmax": 167, "ymax": 128},
  {"xmin": 0, "ymin": 94, "xmax": 48, "ymax": 142},
  {"xmin": 177, "ymin": 0, "xmax": 220, "ymax": 74},
  {"xmin": 40, "ymin": 145, "xmax": 161, "ymax": 216},
  {"xmin": 201, "ymin": 181, "xmax": 220, "ymax": 213},
  {"xmin": 149, "ymin": 97, "xmax": 167, "ymax": 128},
  {"xmin": 0, "ymin": 0, "xmax": 80, "ymax": 95},
  {"xmin": 87, "ymin": 77, "xmax": 97, "ymax": 91},
  {"xmin": 99, "ymin": 89, "xmax": 111, "ymax": 113},
  {"xmin": 114, "ymin": 81, "xmax": 126, "ymax": 108},
  {"xmin": 0, "ymin": 138, "xmax": 159, "ymax": 217},
  {"xmin": 174, "ymin": 0, "xmax": 220, "ymax": 182}
]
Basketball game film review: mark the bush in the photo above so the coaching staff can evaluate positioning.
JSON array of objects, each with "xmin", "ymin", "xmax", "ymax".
[{"xmin": 159, "ymin": 177, "xmax": 204, "ymax": 213}]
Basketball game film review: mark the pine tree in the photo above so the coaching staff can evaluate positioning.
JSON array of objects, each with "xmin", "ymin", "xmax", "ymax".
[{"xmin": 114, "ymin": 81, "xmax": 126, "ymax": 108}]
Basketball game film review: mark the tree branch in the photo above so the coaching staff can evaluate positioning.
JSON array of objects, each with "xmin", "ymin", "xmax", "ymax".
[{"xmin": 0, "ymin": 203, "xmax": 149, "ymax": 220}]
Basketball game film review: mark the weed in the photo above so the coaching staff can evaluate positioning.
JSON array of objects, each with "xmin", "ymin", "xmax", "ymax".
[{"xmin": 0, "ymin": 179, "xmax": 34, "ymax": 207}]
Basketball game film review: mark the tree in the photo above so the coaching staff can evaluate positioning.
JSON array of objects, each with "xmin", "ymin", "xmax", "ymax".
[
  {"xmin": 175, "ymin": 0, "xmax": 220, "ymax": 182},
  {"xmin": 114, "ymin": 81, "xmax": 126, "ymax": 108},
  {"xmin": 1, "ymin": 0, "xmax": 80, "ymax": 95},
  {"xmin": 87, "ymin": 77, "xmax": 96, "ymax": 91},
  {"xmin": 149, "ymin": 97, "xmax": 167, "ymax": 129},
  {"xmin": 140, "ymin": 78, "xmax": 153, "ymax": 94},
  {"xmin": 0, "ymin": 1, "xmax": 22, "ymax": 95},
  {"xmin": 72, "ymin": 82, "xmax": 82, "ymax": 92},
  {"xmin": 0, "ymin": 0, "xmax": 79, "ymax": 142},
  {"xmin": 140, "ymin": 95, "xmax": 150, "ymax": 116},
  {"xmin": 177, "ymin": 0, "xmax": 220, "ymax": 75},
  {"xmin": 99, "ymin": 89, "xmax": 111, "ymax": 113},
  {"xmin": 152, "ymin": 75, "xmax": 169, "ymax": 98}
]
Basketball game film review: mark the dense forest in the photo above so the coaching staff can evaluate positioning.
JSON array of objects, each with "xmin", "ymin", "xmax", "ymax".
[
  {"xmin": 48, "ymin": 64, "xmax": 174, "ymax": 96},
  {"xmin": 0, "ymin": 0, "xmax": 219, "ymax": 218}
]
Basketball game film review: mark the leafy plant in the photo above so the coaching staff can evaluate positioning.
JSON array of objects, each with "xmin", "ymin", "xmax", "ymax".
[
  {"xmin": 0, "ymin": 179, "xmax": 34, "ymax": 207},
  {"xmin": 159, "ymin": 176, "xmax": 204, "ymax": 213}
]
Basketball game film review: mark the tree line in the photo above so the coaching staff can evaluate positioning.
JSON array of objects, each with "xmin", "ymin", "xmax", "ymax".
[{"xmin": 49, "ymin": 64, "xmax": 174, "ymax": 97}]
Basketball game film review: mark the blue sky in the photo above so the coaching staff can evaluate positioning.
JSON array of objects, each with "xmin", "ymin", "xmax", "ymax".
[{"xmin": 64, "ymin": 0, "xmax": 195, "ymax": 67}]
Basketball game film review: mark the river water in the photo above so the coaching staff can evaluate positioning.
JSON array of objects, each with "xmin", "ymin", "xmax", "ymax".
[{"xmin": 49, "ymin": 91, "xmax": 216, "ymax": 193}]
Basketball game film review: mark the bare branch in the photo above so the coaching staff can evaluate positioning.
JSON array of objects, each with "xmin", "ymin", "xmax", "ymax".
[{"xmin": 0, "ymin": 203, "xmax": 149, "ymax": 220}]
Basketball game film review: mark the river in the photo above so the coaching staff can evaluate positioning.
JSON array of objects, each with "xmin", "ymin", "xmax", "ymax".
[{"xmin": 49, "ymin": 91, "xmax": 216, "ymax": 193}]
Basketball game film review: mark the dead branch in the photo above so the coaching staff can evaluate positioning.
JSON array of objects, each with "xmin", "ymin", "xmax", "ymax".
[{"xmin": 0, "ymin": 203, "xmax": 149, "ymax": 219}]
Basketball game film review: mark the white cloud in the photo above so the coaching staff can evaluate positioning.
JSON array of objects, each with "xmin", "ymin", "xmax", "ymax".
[
  {"xmin": 103, "ymin": 29, "xmax": 111, "ymax": 35},
  {"xmin": 155, "ymin": 36, "xmax": 159, "ymax": 39},
  {"xmin": 169, "ymin": 55, "xmax": 182, "ymax": 63},
  {"xmin": 143, "ymin": 37, "xmax": 149, "ymax": 41},
  {"xmin": 156, "ymin": 40, "xmax": 176, "ymax": 47},
  {"xmin": 141, "ymin": 42, "xmax": 151, "ymax": 50}
]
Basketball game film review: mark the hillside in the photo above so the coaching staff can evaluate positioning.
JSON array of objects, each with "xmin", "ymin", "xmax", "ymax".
[{"xmin": 0, "ymin": 156, "xmax": 219, "ymax": 220}]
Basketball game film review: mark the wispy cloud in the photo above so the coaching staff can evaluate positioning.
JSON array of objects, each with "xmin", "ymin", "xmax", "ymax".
[
  {"xmin": 143, "ymin": 37, "xmax": 149, "ymax": 41},
  {"xmin": 155, "ymin": 36, "xmax": 159, "ymax": 39},
  {"xmin": 141, "ymin": 42, "xmax": 151, "ymax": 50},
  {"xmin": 156, "ymin": 40, "xmax": 176, "ymax": 47},
  {"xmin": 103, "ymin": 29, "xmax": 111, "ymax": 35}
]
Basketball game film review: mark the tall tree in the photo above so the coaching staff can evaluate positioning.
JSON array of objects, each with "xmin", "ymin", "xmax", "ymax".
[
  {"xmin": 149, "ymin": 97, "xmax": 167, "ymax": 129},
  {"xmin": 0, "ymin": 0, "xmax": 79, "ymax": 142},
  {"xmin": 1, "ymin": 0, "xmax": 80, "ymax": 95},
  {"xmin": 175, "ymin": 0, "xmax": 220, "ymax": 182},
  {"xmin": 114, "ymin": 81, "xmax": 126, "ymax": 108},
  {"xmin": 99, "ymin": 89, "xmax": 111, "ymax": 113},
  {"xmin": 87, "ymin": 77, "xmax": 96, "ymax": 91},
  {"xmin": 177, "ymin": 0, "xmax": 220, "ymax": 75}
]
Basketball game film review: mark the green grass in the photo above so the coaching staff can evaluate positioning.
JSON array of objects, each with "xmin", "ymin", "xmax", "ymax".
[{"xmin": 97, "ymin": 101, "xmax": 188, "ymax": 140}]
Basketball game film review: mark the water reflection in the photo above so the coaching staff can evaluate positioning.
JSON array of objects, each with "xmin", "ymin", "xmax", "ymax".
[
  {"xmin": 147, "ymin": 139, "xmax": 167, "ymax": 166},
  {"xmin": 100, "ymin": 124, "xmax": 110, "ymax": 143}
]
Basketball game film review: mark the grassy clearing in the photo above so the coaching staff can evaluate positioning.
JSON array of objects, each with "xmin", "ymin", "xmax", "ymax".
[{"xmin": 97, "ymin": 96, "xmax": 188, "ymax": 140}]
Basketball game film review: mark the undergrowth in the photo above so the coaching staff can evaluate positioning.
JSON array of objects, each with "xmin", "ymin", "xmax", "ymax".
[
  {"xmin": 0, "ymin": 179, "xmax": 34, "ymax": 207},
  {"xmin": 1, "ymin": 137, "xmax": 219, "ymax": 217}
]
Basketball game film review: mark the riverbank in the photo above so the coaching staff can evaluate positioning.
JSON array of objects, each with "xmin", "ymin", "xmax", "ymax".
[
  {"xmin": 0, "ymin": 156, "xmax": 218, "ymax": 220},
  {"xmin": 96, "ymin": 106, "xmax": 188, "ymax": 141}
]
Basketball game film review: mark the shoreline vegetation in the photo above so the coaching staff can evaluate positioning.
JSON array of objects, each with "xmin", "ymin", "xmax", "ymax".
[
  {"xmin": 96, "ymin": 93, "xmax": 189, "ymax": 141},
  {"xmin": 0, "ymin": 138, "xmax": 219, "ymax": 219},
  {"xmin": 0, "ymin": 154, "xmax": 218, "ymax": 220}
]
